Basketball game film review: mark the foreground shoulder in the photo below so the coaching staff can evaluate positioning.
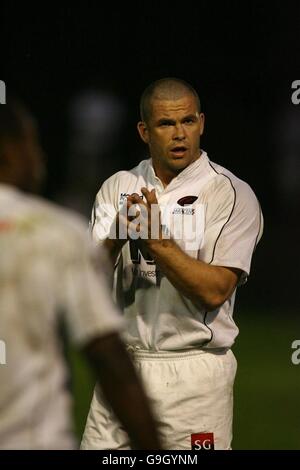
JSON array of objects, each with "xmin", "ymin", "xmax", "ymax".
[{"xmin": 27, "ymin": 196, "xmax": 89, "ymax": 246}]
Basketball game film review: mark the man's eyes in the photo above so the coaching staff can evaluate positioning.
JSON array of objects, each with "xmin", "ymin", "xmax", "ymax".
[
  {"xmin": 183, "ymin": 118, "xmax": 196, "ymax": 124},
  {"xmin": 159, "ymin": 121, "xmax": 173, "ymax": 127},
  {"xmin": 158, "ymin": 119, "xmax": 196, "ymax": 127}
]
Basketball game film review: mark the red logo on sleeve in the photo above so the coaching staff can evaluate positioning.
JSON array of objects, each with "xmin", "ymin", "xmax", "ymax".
[
  {"xmin": 0, "ymin": 221, "xmax": 14, "ymax": 231},
  {"xmin": 191, "ymin": 432, "xmax": 214, "ymax": 450}
]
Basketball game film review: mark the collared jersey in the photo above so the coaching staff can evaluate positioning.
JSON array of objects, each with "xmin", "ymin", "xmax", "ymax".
[
  {"xmin": 0, "ymin": 184, "xmax": 123, "ymax": 449},
  {"xmin": 91, "ymin": 151, "xmax": 263, "ymax": 351}
]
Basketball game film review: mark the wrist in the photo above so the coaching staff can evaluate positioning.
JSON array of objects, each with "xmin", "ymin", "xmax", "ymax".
[{"xmin": 146, "ymin": 236, "xmax": 174, "ymax": 252}]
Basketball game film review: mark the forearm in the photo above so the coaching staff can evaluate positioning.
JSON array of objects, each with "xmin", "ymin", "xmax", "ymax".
[
  {"xmin": 99, "ymin": 372, "xmax": 161, "ymax": 449},
  {"xmin": 103, "ymin": 237, "xmax": 126, "ymax": 266},
  {"xmin": 147, "ymin": 239, "xmax": 237, "ymax": 311},
  {"xmin": 84, "ymin": 334, "xmax": 162, "ymax": 450}
]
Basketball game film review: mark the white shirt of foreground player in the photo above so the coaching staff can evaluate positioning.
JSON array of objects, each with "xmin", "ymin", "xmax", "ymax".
[{"xmin": 0, "ymin": 184, "xmax": 124, "ymax": 449}]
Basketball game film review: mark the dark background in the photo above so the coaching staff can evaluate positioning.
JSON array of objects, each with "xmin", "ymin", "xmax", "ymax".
[{"xmin": 2, "ymin": 2, "xmax": 300, "ymax": 449}]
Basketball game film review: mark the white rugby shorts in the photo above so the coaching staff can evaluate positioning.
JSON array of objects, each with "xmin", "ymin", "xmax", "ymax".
[{"xmin": 80, "ymin": 348, "xmax": 237, "ymax": 450}]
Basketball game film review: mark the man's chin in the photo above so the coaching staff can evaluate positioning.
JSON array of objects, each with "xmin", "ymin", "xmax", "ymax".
[{"xmin": 169, "ymin": 158, "xmax": 190, "ymax": 172}]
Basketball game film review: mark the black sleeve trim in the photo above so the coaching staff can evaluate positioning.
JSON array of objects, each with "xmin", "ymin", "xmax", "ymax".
[{"xmin": 203, "ymin": 311, "xmax": 214, "ymax": 346}]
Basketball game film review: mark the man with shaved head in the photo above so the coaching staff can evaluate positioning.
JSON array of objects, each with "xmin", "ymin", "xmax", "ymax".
[
  {"xmin": 140, "ymin": 78, "xmax": 201, "ymax": 123},
  {"xmin": 82, "ymin": 77, "xmax": 263, "ymax": 450}
]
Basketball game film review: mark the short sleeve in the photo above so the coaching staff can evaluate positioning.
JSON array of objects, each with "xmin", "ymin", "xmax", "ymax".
[
  {"xmin": 90, "ymin": 174, "xmax": 121, "ymax": 244},
  {"xmin": 201, "ymin": 175, "xmax": 263, "ymax": 284}
]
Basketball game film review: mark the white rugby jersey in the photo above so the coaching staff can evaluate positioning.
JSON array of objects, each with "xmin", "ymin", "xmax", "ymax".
[
  {"xmin": 0, "ymin": 184, "xmax": 123, "ymax": 449},
  {"xmin": 91, "ymin": 151, "xmax": 263, "ymax": 351}
]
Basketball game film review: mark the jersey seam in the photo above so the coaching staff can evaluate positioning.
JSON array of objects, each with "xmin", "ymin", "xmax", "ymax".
[
  {"xmin": 208, "ymin": 162, "xmax": 237, "ymax": 265},
  {"xmin": 202, "ymin": 311, "xmax": 213, "ymax": 346},
  {"xmin": 203, "ymin": 162, "xmax": 237, "ymax": 346}
]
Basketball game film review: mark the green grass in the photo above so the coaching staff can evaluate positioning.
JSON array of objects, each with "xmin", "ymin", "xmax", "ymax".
[
  {"xmin": 69, "ymin": 310, "xmax": 300, "ymax": 449},
  {"xmin": 233, "ymin": 310, "xmax": 300, "ymax": 449},
  {"xmin": 69, "ymin": 349, "xmax": 96, "ymax": 442}
]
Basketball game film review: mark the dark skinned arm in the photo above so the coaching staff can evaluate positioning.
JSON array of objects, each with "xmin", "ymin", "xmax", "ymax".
[{"xmin": 83, "ymin": 332, "xmax": 162, "ymax": 450}]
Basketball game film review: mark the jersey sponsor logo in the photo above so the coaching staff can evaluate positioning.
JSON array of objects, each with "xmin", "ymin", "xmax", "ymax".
[
  {"xmin": 129, "ymin": 242, "xmax": 159, "ymax": 284},
  {"xmin": 165, "ymin": 203, "xmax": 204, "ymax": 250},
  {"xmin": 139, "ymin": 269, "xmax": 158, "ymax": 278},
  {"xmin": 119, "ymin": 192, "xmax": 144, "ymax": 204},
  {"xmin": 129, "ymin": 240, "xmax": 155, "ymax": 265},
  {"xmin": 177, "ymin": 195, "xmax": 198, "ymax": 206},
  {"xmin": 191, "ymin": 432, "xmax": 215, "ymax": 450},
  {"xmin": 172, "ymin": 207, "xmax": 195, "ymax": 215},
  {"xmin": 174, "ymin": 195, "xmax": 198, "ymax": 215}
]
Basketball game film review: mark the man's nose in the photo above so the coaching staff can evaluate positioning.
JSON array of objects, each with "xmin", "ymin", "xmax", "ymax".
[{"xmin": 173, "ymin": 124, "xmax": 185, "ymax": 140}]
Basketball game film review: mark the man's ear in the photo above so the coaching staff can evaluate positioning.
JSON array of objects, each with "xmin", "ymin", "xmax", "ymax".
[
  {"xmin": 199, "ymin": 113, "xmax": 205, "ymax": 136},
  {"xmin": 137, "ymin": 121, "xmax": 149, "ymax": 144}
]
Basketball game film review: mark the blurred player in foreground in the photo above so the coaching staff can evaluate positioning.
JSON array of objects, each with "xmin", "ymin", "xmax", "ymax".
[{"xmin": 0, "ymin": 101, "xmax": 161, "ymax": 449}]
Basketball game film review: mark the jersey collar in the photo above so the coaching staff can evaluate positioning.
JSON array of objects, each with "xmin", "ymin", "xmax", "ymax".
[{"xmin": 147, "ymin": 150, "xmax": 209, "ymax": 192}]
